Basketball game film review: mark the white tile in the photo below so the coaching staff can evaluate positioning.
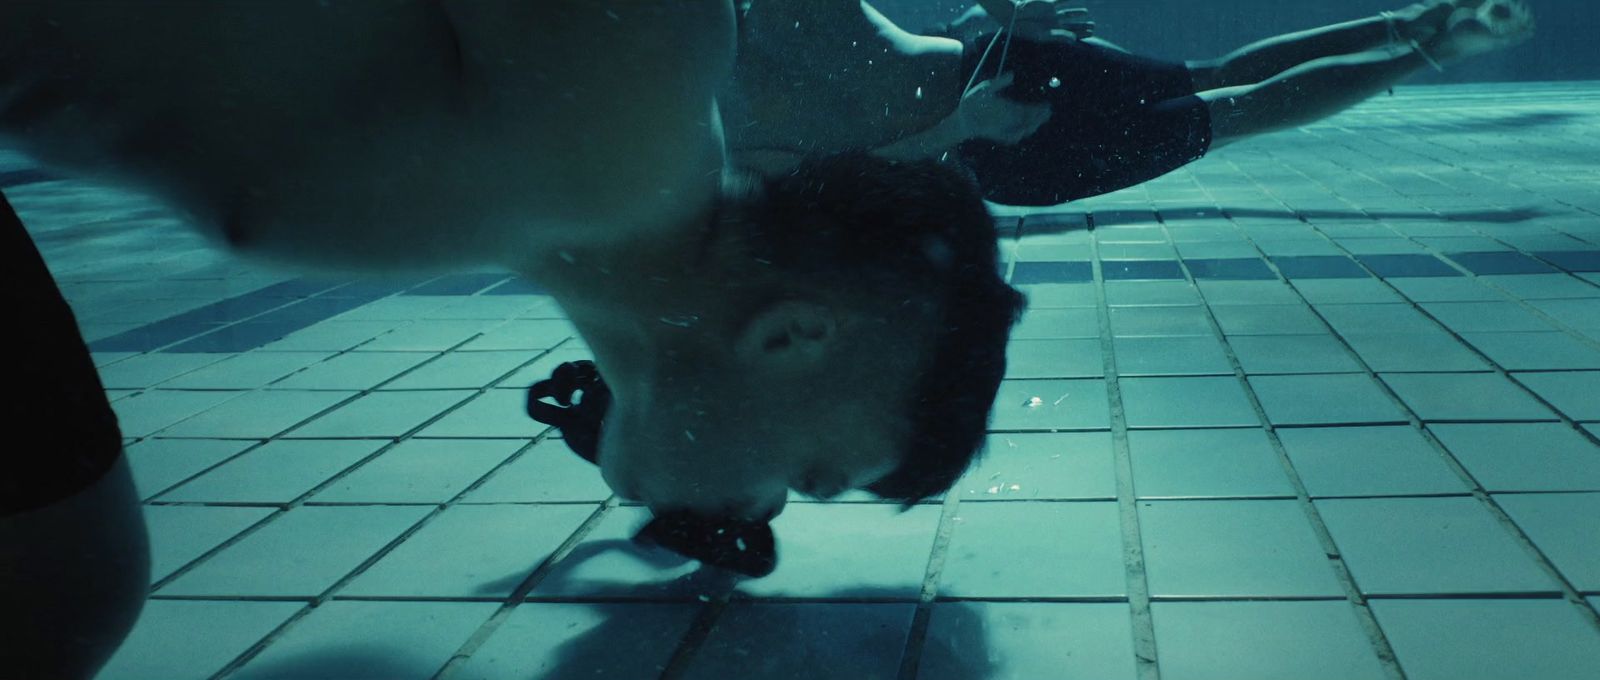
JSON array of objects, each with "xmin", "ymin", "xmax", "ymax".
[
  {"xmin": 686, "ymin": 603, "xmax": 913, "ymax": 680},
  {"xmin": 1277, "ymin": 426, "xmax": 1467, "ymax": 497},
  {"xmin": 1109, "ymin": 306, "xmax": 1215, "ymax": 337},
  {"xmin": 1006, "ymin": 338, "xmax": 1105, "ymax": 378},
  {"xmin": 990, "ymin": 379, "xmax": 1111, "ymax": 430},
  {"xmin": 1114, "ymin": 335, "xmax": 1234, "ymax": 376},
  {"xmin": 111, "ymin": 389, "xmax": 245, "ymax": 437},
  {"xmin": 315, "ymin": 439, "xmax": 522, "ymax": 504},
  {"xmin": 1152, "ymin": 601, "xmax": 1388, "ymax": 680},
  {"xmin": 125, "ymin": 438, "xmax": 254, "ymax": 500},
  {"xmin": 97, "ymin": 353, "xmax": 227, "ymax": 389},
  {"xmin": 159, "ymin": 440, "xmax": 384, "ymax": 503},
  {"xmin": 528, "ymin": 507, "xmax": 705, "ymax": 599},
  {"xmin": 1481, "ymin": 274, "xmax": 1600, "ymax": 300},
  {"xmin": 1105, "ymin": 280, "xmax": 1201, "ymax": 306},
  {"xmin": 1248, "ymin": 374, "xmax": 1406, "ymax": 426},
  {"xmin": 231, "ymin": 601, "xmax": 497, "ymax": 680},
  {"xmin": 1420, "ymin": 301, "xmax": 1559, "ymax": 332},
  {"xmin": 260, "ymin": 320, "xmax": 399, "ymax": 351},
  {"xmin": 457, "ymin": 603, "xmax": 697, "ymax": 680},
  {"xmin": 1494, "ymin": 492, "xmax": 1600, "ymax": 591},
  {"xmin": 1196, "ymin": 280, "xmax": 1304, "ymax": 305},
  {"xmin": 271, "ymin": 352, "xmax": 436, "ymax": 390},
  {"xmin": 1292, "ymin": 279, "xmax": 1405, "ymax": 304},
  {"xmin": 419, "ymin": 388, "xmax": 553, "ymax": 438},
  {"xmin": 1013, "ymin": 308, "xmax": 1103, "ymax": 339},
  {"xmin": 379, "ymin": 351, "xmax": 532, "ymax": 389},
  {"xmin": 456, "ymin": 319, "xmax": 578, "ymax": 351},
  {"xmin": 1382, "ymin": 372, "xmax": 1556, "ymax": 421},
  {"xmin": 358, "ymin": 320, "xmax": 499, "ymax": 351},
  {"xmin": 1210, "ymin": 304, "xmax": 1326, "ymax": 335},
  {"xmin": 143, "ymin": 505, "xmax": 276, "ymax": 581},
  {"xmin": 159, "ymin": 505, "xmax": 432, "ymax": 597},
  {"xmin": 955, "ymin": 432, "xmax": 1117, "ymax": 501},
  {"xmin": 1316, "ymin": 304, "xmax": 1443, "ymax": 335},
  {"xmin": 160, "ymin": 390, "xmax": 357, "ymax": 438},
  {"xmin": 1015, "ymin": 283, "xmax": 1097, "ymax": 308},
  {"xmin": 1389, "ymin": 277, "xmax": 1507, "ymax": 302},
  {"xmin": 1461, "ymin": 332, "xmax": 1600, "ymax": 370},
  {"xmin": 1371, "ymin": 599, "xmax": 1600, "ymax": 680},
  {"xmin": 1128, "ymin": 428, "xmax": 1294, "ymax": 498},
  {"xmin": 1315, "ymin": 497, "xmax": 1559, "ymax": 595},
  {"xmin": 941, "ymin": 502, "xmax": 1125, "ymax": 598},
  {"xmin": 159, "ymin": 351, "xmax": 334, "ymax": 389},
  {"xmin": 1139, "ymin": 500, "xmax": 1342, "ymax": 597},
  {"xmin": 919, "ymin": 603, "xmax": 1138, "ymax": 680},
  {"xmin": 98, "ymin": 600, "xmax": 304, "ymax": 680},
  {"xmin": 1429, "ymin": 423, "xmax": 1600, "ymax": 492},
  {"xmin": 1513, "ymin": 371, "xmax": 1600, "ymax": 421},
  {"xmin": 462, "ymin": 439, "xmax": 612, "ymax": 503},
  {"xmin": 341, "ymin": 504, "xmax": 595, "ymax": 598},
  {"xmin": 1340, "ymin": 331, "xmax": 1490, "ymax": 372},
  {"xmin": 735, "ymin": 504, "xmax": 940, "ymax": 598},
  {"xmin": 288, "ymin": 390, "xmax": 473, "ymax": 438},
  {"xmin": 1120, "ymin": 376, "xmax": 1259, "ymax": 428}
]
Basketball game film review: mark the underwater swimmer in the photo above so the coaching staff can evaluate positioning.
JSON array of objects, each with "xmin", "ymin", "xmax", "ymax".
[
  {"xmin": 726, "ymin": 0, "xmax": 1536, "ymax": 205},
  {"xmin": 2, "ymin": 3, "xmax": 1024, "ymax": 673}
]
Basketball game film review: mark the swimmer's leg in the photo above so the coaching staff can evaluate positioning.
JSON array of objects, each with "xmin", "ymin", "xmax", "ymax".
[
  {"xmin": 1198, "ymin": 47, "xmax": 1437, "ymax": 148},
  {"xmin": 1197, "ymin": 0, "xmax": 1533, "ymax": 147},
  {"xmin": 0, "ymin": 190, "xmax": 150, "ymax": 679},
  {"xmin": 1187, "ymin": 1, "xmax": 1459, "ymax": 91}
]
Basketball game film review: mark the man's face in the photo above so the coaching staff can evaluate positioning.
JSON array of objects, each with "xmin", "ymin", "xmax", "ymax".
[{"xmin": 592, "ymin": 301, "xmax": 927, "ymax": 523}]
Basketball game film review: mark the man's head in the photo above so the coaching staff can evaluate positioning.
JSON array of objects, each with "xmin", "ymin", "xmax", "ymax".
[{"xmin": 553, "ymin": 152, "xmax": 1025, "ymax": 529}]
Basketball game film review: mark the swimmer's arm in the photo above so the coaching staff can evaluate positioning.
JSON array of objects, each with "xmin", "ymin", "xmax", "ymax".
[{"xmin": 870, "ymin": 113, "xmax": 969, "ymax": 163}]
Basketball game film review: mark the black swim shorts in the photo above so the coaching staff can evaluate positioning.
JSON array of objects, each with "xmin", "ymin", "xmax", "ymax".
[
  {"xmin": 956, "ymin": 33, "xmax": 1214, "ymax": 206},
  {"xmin": 1, "ymin": 190, "xmax": 125, "ymax": 516}
]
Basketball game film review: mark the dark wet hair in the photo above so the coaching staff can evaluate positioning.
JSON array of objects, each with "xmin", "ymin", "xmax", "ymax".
[{"xmin": 736, "ymin": 153, "xmax": 1028, "ymax": 505}]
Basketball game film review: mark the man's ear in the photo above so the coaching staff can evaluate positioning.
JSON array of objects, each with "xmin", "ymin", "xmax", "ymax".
[{"xmin": 734, "ymin": 300, "xmax": 837, "ymax": 366}]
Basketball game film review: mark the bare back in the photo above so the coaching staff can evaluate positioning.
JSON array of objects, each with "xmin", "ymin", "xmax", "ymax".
[{"xmin": 0, "ymin": 1, "xmax": 733, "ymax": 272}]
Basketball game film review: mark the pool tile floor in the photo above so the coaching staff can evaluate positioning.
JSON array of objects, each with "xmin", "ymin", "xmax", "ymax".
[{"xmin": 10, "ymin": 82, "xmax": 1600, "ymax": 678}]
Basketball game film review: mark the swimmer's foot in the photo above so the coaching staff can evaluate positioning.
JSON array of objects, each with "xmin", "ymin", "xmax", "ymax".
[
  {"xmin": 1385, "ymin": 0, "xmax": 1461, "ymax": 46},
  {"xmin": 1428, "ymin": 0, "xmax": 1536, "ymax": 62}
]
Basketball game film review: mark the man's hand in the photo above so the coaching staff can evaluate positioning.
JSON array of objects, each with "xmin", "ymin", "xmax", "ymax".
[{"xmin": 958, "ymin": 73, "xmax": 1052, "ymax": 145}]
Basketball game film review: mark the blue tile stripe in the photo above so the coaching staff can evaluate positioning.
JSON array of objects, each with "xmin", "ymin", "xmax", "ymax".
[
  {"xmin": 90, "ymin": 280, "xmax": 385, "ymax": 353},
  {"xmin": 1443, "ymin": 252, "xmax": 1556, "ymax": 275},
  {"xmin": 1269, "ymin": 256, "xmax": 1370, "ymax": 279},
  {"xmin": 1354, "ymin": 254, "xmax": 1461, "ymax": 278},
  {"xmin": 1184, "ymin": 258, "xmax": 1278, "ymax": 280},
  {"xmin": 1102, "ymin": 260, "xmax": 1184, "ymax": 280},
  {"xmin": 1012, "ymin": 261, "xmax": 1093, "ymax": 284},
  {"xmin": 1535, "ymin": 251, "xmax": 1600, "ymax": 273}
]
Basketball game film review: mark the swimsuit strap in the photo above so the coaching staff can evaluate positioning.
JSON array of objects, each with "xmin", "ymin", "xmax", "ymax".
[{"xmin": 962, "ymin": 6, "xmax": 1020, "ymax": 97}]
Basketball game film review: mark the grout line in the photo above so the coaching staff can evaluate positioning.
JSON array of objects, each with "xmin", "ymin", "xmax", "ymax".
[
  {"xmin": 1085, "ymin": 213, "xmax": 1164, "ymax": 680},
  {"xmin": 894, "ymin": 458, "xmax": 968, "ymax": 680},
  {"xmin": 1151, "ymin": 201, "xmax": 1413, "ymax": 680},
  {"xmin": 1208, "ymin": 155, "xmax": 1600, "ymax": 638}
]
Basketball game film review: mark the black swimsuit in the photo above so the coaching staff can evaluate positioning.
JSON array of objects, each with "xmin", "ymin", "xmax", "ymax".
[
  {"xmin": 2, "ymin": 190, "xmax": 125, "ymax": 516},
  {"xmin": 956, "ymin": 33, "xmax": 1215, "ymax": 206}
]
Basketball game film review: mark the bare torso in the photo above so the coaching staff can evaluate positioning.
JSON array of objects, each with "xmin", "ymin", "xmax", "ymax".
[
  {"xmin": 0, "ymin": 2, "xmax": 731, "ymax": 274},
  {"xmin": 723, "ymin": 1, "xmax": 967, "ymax": 175}
]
